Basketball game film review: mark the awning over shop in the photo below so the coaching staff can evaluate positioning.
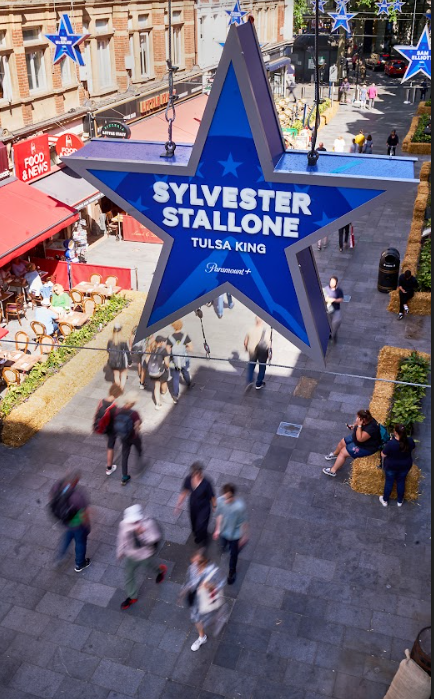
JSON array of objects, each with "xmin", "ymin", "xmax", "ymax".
[
  {"xmin": 0, "ymin": 178, "xmax": 79, "ymax": 267},
  {"xmin": 130, "ymin": 94, "xmax": 208, "ymax": 144},
  {"xmin": 0, "ymin": 142, "xmax": 9, "ymax": 178},
  {"xmin": 31, "ymin": 166, "xmax": 103, "ymax": 211},
  {"xmin": 266, "ymin": 57, "xmax": 294, "ymax": 72}
]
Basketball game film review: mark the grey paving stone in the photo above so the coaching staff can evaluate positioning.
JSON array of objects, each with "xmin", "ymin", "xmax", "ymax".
[
  {"xmin": 82, "ymin": 629, "xmax": 134, "ymax": 663},
  {"xmin": 265, "ymin": 568, "xmax": 311, "ymax": 594},
  {"xmin": 117, "ymin": 616, "xmax": 167, "ymax": 646},
  {"xmin": 333, "ymin": 673, "xmax": 388, "ymax": 699},
  {"xmin": 202, "ymin": 665, "xmax": 257, "ymax": 698},
  {"xmin": 0, "ymin": 581, "xmax": 46, "ymax": 611},
  {"xmin": 252, "ymin": 677, "xmax": 305, "ymax": 699},
  {"xmin": 170, "ymin": 640, "xmax": 218, "ymax": 686},
  {"xmin": 35, "ymin": 591, "xmax": 84, "ymax": 622},
  {"xmin": 48, "ymin": 646, "xmax": 101, "ymax": 681},
  {"xmin": 57, "ymin": 677, "xmax": 110, "ymax": 699},
  {"xmin": 298, "ymin": 617, "xmax": 345, "ymax": 647},
  {"xmin": 370, "ymin": 611, "xmax": 422, "ymax": 641},
  {"xmin": 0, "ymin": 655, "xmax": 22, "ymax": 686},
  {"xmin": 0, "ymin": 688, "xmax": 36, "ymax": 699},
  {"xmin": 363, "ymin": 655, "xmax": 399, "ymax": 686},
  {"xmin": 285, "ymin": 660, "xmax": 336, "ymax": 696},
  {"xmin": 92, "ymin": 659, "xmax": 145, "ymax": 696},
  {"xmin": 1, "ymin": 606, "xmax": 51, "ymax": 638},
  {"xmin": 237, "ymin": 649, "xmax": 288, "ymax": 683},
  {"xmin": 222, "ymin": 621, "xmax": 271, "ymax": 653},
  {"xmin": 39, "ymin": 618, "xmax": 92, "ymax": 651},
  {"xmin": 292, "ymin": 555, "xmax": 336, "ymax": 582},
  {"xmin": 159, "ymin": 680, "xmax": 200, "ymax": 698},
  {"xmin": 74, "ymin": 604, "xmax": 123, "ymax": 635},
  {"xmin": 158, "ymin": 627, "xmax": 189, "ymax": 654},
  {"xmin": 237, "ymin": 581, "xmax": 285, "ymax": 609},
  {"xmin": 314, "ymin": 643, "xmax": 367, "ymax": 678},
  {"xmin": 68, "ymin": 580, "xmax": 117, "ymax": 608},
  {"xmin": 325, "ymin": 601, "xmax": 373, "ymax": 630},
  {"xmin": 344, "ymin": 626, "xmax": 393, "ymax": 657},
  {"xmin": 213, "ymin": 643, "xmax": 242, "ymax": 670},
  {"xmin": 5, "ymin": 632, "xmax": 58, "ymax": 668},
  {"xmin": 268, "ymin": 632, "xmax": 317, "ymax": 664},
  {"xmin": 135, "ymin": 674, "xmax": 167, "ymax": 699},
  {"xmin": 9, "ymin": 662, "xmax": 64, "ymax": 699},
  {"xmin": 126, "ymin": 642, "xmax": 178, "ymax": 677}
]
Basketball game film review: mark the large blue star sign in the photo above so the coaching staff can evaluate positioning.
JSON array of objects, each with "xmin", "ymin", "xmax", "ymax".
[
  {"xmin": 328, "ymin": 4, "xmax": 358, "ymax": 34},
  {"xmin": 226, "ymin": 1, "xmax": 248, "ymax": 25},
  {"xmin": 395, "ymin": 26, "xmax": 432, "ymax": 82},
  {"xmin": 65, "ymin": 22, "xmax": 417, "ymax": 365},
  {"xmin": 376, "ymin": 0, "xmax": 393, "ymax": 15},
  {"xmin": 45, "ymin": 14, "xmax": 89, "ymax": 66}
]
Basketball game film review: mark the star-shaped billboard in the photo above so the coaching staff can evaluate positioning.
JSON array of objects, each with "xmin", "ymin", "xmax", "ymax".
[
  {"xmin": 226, "ymin": 1, "xmax": 248, "ymax": 26},
  {"xmin": 376, "ymin": 0, "xmax": 394, "ymax": 15},
  {"xmin": 328, "ymin": 4, "xmax": 358, "ymax": 35},
  {"xmin": 392, "ymin": 1, "xmax": 406, "ymax": 12},
  {"xmin": 45, "ymin": 14, "xmax": 89, "ymax": 66},
  {"xmin": 65, "ymin": 22, "xmax": 416, "ymax": 365},
  {"xmin": 395, "ymin": 26, "xmax": 431, "ymax": 82}
]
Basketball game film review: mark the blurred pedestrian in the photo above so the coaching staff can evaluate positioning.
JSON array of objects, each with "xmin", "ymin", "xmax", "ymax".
[
  {"xmin": 323, "ymin": 276, "xmax": 344, "ymax": 344},
  {"xmin": 380, "ymin": 424, "xmax": 416, "ymax": 507},
  {"xmin": 367, "ymin": 83, "xmax": 378, "ymax": 109},
  {"xmin": 49, "ymin": 472, "xmax": 91, "ymax": 573},
  {"xmin": 340, "ymin": 78, "xmax": 351, "ymax": 104},
  {"xmin": 355, "ymin": 130, "xmax": 365, "ymax": 153},
  {"xmin": 333, "ymin": 135, "xmax": 346, "ymax": 153},
  {"xmin": 175, "ymin": 463, "xmax": 216, "ymax": 546},
  {"xmin": 107, "ymin": 323, "xmax": 131, "ymax": 390},
  {"xmin": 420, "ymin": 79, "xmax": 428, "ymax": 101},
  {"xmin": 117, "ymin": 504, "xmax": 167, "ymax": 610},
  {"xmin": 387, "ymin": 130, "xmax": 399, "ymax": 156},
  {"xmin": 317, "ymin": 142, "xmax": 327, "ymax": 152},
  {"xmin": 363, "ymin": 135, "xmax": 374, "ymax": 154},
  {"xmin": 93, "ymin": 383, "xmax": 123, "ymax": 476},
  {"xmin": 350, "ymin": 139, "xmax": 358, "ymax": 153},
  {"xmin": 398, "ymin": 269, "xmax": 419, "ymax": 320},
  {"xmin": 147, "ymin": 336, "xmax": 171, "ymax": 410},
  {"xmin": 114, "ymin": 392, "xmax": 142, "ymax": 485},
  {"xmin": 323, "ymin": 409, "xmax": 382, "ymax": 477},
  {"xmin": 317, "ymin": 236, "xmax": 328, "ymax": 251},
  {"xmin": 359, "ymin": 85, "xmax": 368, "ymax": 110},
  {"xmin": 338, "ymin": 224, "xmax": 351, "ymax": 252},
  {"xmin": 167, "ymin": 320, "xmax": 194, "ymax": 404},
  {"xmin": 181, "ymin": 551, "xmax": 226, "ymax": 652},
  {"xmin": 216, "ymin": 293, "xmax": 235, "ymax": 319},
  {"xmin": 213, "ymin": 484, "xmax": 249, "ymax": 585},
  {"xmin": 244, "ymin": 316, "xmax": 271, "ymax": 391}
]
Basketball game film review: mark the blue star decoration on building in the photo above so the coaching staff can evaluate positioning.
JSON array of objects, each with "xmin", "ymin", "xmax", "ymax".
[
  {"xmin": 312, "ymin": 0, "xmax": 328, "ymax": 13},
  {"xmin": 45, "ymin": 14, "xmax": 89, "ymax": 66},
  {"xmin": 65, "ymin": 21, "xmax": 416, "ymax": 365},
  {"xmin": 395, "ymin": 25, "xmax": 432, "ymax": 82},
  {"xmin": 392, "ymin": 0, "xmax": 406, "ymax": 12},
  {"xmin": 376, "ymin": 0, "xmax": 394, "ymax": 15},
  {"xmin": 226, "ymin": 1, "xmax": 248, "ymax": 26},
  {"xmin": 328, "ymin": 4, "xmax": 358, "ymax": 35}
]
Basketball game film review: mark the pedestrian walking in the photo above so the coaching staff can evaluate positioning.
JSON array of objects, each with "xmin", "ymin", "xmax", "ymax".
[
  {"xmin": 107, "ymin": 323, "xmax": 131, "ymax": 390},
  {"xmin": 167, "ymin": 320, "xmax": 194, "ymax": 404},
  {"xmin": 175, "ymin": 463, "xmax": 216, "ymax": 546},
  {"xmin": 333, "ymin": 135, "xmax": 346, "ymax": 153},
  {"xmin": 323, "ymin": 409, "xmax": 382, "ymax": 478},
  {"xmin": 360, "ymin": 85, "xmax": 368, "ymax": 109},
  {"xmin": 286, "ymin": 73, "xmax": 297, "ymax": 103},
  {"xmin": 420, "ymin": 79, "xmax": 428, "ymax": 101},
  {"xmin": 398, "ymin": 269, "xmax": 419, "ymax": 320},
  {"xmin": 367, "ymin": 83, "xmax": 378, "ymax": 109},
  {"xmin": 338, "ymin": 224, "xmax": 351, "ymax": 252},
  {"xmin": 216, "ymin": 293, "xmax": 235, "ymax": 319},
  {"xmin": 244, "ymin": 316, "xmax": 271, "ymax": 391},
  {"xmin": 147, "ymin": 335, "xmax": 171, "ymax": 410},
  {"xmin": 317, "ymin": 142, "xmax": 327, "ymax": 152},
  {"xmin": 213, "ymin": 484, "xmax": 249, "ymax": 585},
  {"xmin": 355, "ymin": 130, "xmax": 366, "ymax": 153},
  {"xmin": 340, "ymin": 78, "xmax": 351, "ymax": 104},
  {"xmin": 117, "ymin": 504, "xmax": 167, "ymax": 610},
  {"xmin": 323, "ymin": 276, "xmax": 344, "ymax": 344},
  {"xmin": 181, "ymin": 552, "xmax": 227, "ymax": 652},
  {"xmin": 380, "ymin": 424, "xmax": 416, "ymax": 507},
  {"xmin": 114, "ymin": 392, "xmax": 143, "ymax": 485},
  {"xmin": 350, "ymin": 139, "xmax": 358, "ymax": 153},
  {"xmin": 93, "ymin": 383, "xmax": 123, "ymax": 476},
  {"xmin": 387, "ymin": 130, "xmax": 399, "ymax": 156},
  {"xmin": 317, "ymin": 236, "xmax": 328, "ymax": 251},
  {"xmin": 363, "ymin": 135, "xmax": 374, "ymax": 154},
  {"xmin": 49, "ymin": 472, "xmax": 91, "ymax": 573}
]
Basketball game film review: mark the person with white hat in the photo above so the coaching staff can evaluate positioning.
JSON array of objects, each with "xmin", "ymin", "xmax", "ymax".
[
  {"xmin": 35, "ymin": 298, "xmax": 60, "ymax": 336},
  {"xmin": 117, "ymin": 504, "xmax": 167, "ymax": 610}
]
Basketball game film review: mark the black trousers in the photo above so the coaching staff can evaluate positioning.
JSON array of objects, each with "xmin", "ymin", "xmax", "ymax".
[
  {"xmin": 190, "ymin": 506, "xmax": 211, "ymax": 546},
  {"xmin": 339, "ymin": 224, "xmax": 350, "ymax": 249},
  {"xmin": 399, "ymin": 289, "xmax": 414, "ymax": 314},
  {"xmin": 121, "ymin": 435, "xmax": 142, "ymax": 478}
]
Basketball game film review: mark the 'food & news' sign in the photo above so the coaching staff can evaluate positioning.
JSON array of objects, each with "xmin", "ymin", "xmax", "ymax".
[{"xmin": 13, "ymin": 135, "xmax": 51, "ymax": 183}]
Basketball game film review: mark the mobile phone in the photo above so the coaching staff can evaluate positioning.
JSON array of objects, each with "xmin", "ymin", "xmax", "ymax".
[{"xmin": 346, "ymin": 423, "xmax": 352, "ymax": 430}]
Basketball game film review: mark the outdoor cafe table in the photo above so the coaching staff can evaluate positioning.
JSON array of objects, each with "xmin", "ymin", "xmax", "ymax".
[
  {"xmin": 63, "ymin": 311, "xmax": 91, "ymax": 328},
  {"xmin": 0, "ymin": 350, "xmax": 42, "ymax": 373},
  {"xmin": 74, "ymin": 282, "xmax": 121, "ymax": 298}
]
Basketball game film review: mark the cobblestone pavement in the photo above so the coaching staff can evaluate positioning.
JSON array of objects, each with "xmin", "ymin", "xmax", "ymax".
[{"xmin": 0, "ymin": 79, "xmax": 431, "ymax": 699}]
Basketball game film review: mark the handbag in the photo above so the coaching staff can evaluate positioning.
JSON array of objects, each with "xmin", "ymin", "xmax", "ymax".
[
  {"xmin": 350, "ymin": 225, "xmax": 356, "ymax": 249},
  {"xmin": 197, "ymin": 567, "xmax": 224, "ymax": 615}
]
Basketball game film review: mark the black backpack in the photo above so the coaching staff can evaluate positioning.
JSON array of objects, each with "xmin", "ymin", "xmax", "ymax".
[
  {"xmin": 147, "ymin": 348, "xmax": 166, "ymax": 379},
  {"xmin": 108, "ymin": 341, "xmax": 128, "ymax": 371},
  {"xmin": 49, "ymin": 482, "xmax": 79, "ymax": 525},
  {"xmin": 113, "ymin": 409, "xmax": 135, "ymax": 441}
]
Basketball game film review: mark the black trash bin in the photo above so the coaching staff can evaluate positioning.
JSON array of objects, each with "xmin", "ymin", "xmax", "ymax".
[
  {"xmin": 378, "ymin": 247, "xmax": 401, "ymax": 293},
  {"xmin": 411, "ymin": 626, "xmax": 431, "ymax": 676}
]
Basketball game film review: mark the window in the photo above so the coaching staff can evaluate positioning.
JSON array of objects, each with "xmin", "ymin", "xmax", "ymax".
[
  {"xmin": 23, "ymin": 27, "xmax": 42, "ymax": 42},
  {"xmin": 96, "ymin": 19, "xmax": 109, "ymax": 34},
  {"xmin": 0, "ymin": 31, "xmax": 7, "ymax": 48},
  {"xmin": 83, "ymin": 41, "xmax": 93, "ymax": 92},
  {"xmin": 0, "ymin": 54, "xmax": 12, "ymax": 101},
  {"xmin": 129, "ymin": 34, "xmax": 135, "ymax": 79},
  {"xmin": 139, "ymin": 32, "xmax": 151, "ymax": 77},
  {"xmin": 60, "ymin": 56, "xmax": 73, "ymax": 86},
  {"xmin": 97, "ymin": 38, "xmax": 111, "ymax": 88},
  {"xmin": 26, "ymin": 50, "xmax": 46, "ymax": 91},
  {"xmin": 172, "ymin": 26, "xmax": 182, "ymax": 66},
  {"xmin": 138, "ymin": 14, "xmax": 149, "ymax": 28}
]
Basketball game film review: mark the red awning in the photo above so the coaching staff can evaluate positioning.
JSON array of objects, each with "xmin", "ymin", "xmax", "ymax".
[{"xmin": 0, "ymin": 178, "xmax": 79, "ymax": 267}]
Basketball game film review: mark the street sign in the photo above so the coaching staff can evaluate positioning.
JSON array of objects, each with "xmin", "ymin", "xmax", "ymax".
[
  {"xmin": 330, "ymin": 64, "xmax": 338, "ymax": 82},
  {"xmin": 100, "ymin": 121, "xmax": 131, "ymax": 139}
]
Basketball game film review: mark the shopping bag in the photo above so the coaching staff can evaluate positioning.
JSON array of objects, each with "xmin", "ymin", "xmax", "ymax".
[{"xmin": 350, "ymin": 225, "xmax": 356, "ymax": 249}]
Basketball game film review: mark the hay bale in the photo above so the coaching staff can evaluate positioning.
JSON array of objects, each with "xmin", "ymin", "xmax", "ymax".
[
  {"xmin": 384, "ymin": 651, "xmax": 431, "ymax": 699},
  {"xmin": 350, "ymin": 457, "xmax": 421, "ymax": 501}
]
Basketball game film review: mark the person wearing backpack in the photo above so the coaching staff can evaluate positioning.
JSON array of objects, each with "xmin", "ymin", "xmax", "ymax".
[
  {"xmin": 244, "ymin": 316, "xmax": 271, "ymax": 391},
  {"xmin": 106, "ymin": 324, "xmax": 132, "ymax": 390},
  {"xmin": 323, "ymin": 409, "xmax": 384, "ymax": 478},
  {"xmin": 114, "ymin": 392, "xmax": 143, "ymax": 485},
  {"xmin": 93, "ymin": 383, "xmax": 122, "ymax": 476},
  {"xmin": 147, "ymin": 336, "xmax": 171, "ymax": 410},
  {"xmin": 49, "ymin": 472, "xmax": 91, "ymax": 573},
  {"xmin": 167, "ymin": 320, "xmax": 194, "ymax": 404},
  {"xmin": 117, "ymin": 504, "xmax": 167, "ymax": 610}
]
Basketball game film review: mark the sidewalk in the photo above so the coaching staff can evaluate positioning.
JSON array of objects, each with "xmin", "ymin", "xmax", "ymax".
[{"xmin": 0, "ymin": 80, "xmax": 431, "ymax": 699}]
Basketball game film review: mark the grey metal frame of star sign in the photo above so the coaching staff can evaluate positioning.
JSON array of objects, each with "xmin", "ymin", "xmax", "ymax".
[{"xmin": 65, "ymin": 21, "xmax": 418, "ymax": 366}]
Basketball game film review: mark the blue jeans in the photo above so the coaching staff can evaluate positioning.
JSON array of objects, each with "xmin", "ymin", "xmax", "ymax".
[
  {"xmin": 59, "ymin": 526, "xmax": 89, "ymax": 567},
  {"xmin": 247, "ymin": 356, "xmax": 267, "ymax": 387},
  {"xmin": 171, "ymin": 367, "xmax": 191, "ymax": 398},
  {"xmin": 216, "ymin": 294, "xmax": 234, "ymax": 318},
  {"xmin": 221, "ymin": 537, "xmax": 240, "ymax": 575},
  {"xmin": 383, "ymin": 468, "xmax": 411, "ymax": 504}
]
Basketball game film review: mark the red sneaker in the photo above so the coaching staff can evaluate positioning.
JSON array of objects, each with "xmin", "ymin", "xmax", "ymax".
[
  {"xmin": 121, "ymin": 597, "xmax": 138, "ymax": 610},
  {"xmin": 156, "ymin": 565, "xmax": 168, "ymax": 584}
]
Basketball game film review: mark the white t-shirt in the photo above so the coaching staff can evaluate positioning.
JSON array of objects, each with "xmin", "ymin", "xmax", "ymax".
[
  {"xmin": 25, "ymin": 270, "xmax": 43, "ymax": 294},
  {"xmin": 334, "ymin": 138, "xmax": 346, "ymax": 153}
]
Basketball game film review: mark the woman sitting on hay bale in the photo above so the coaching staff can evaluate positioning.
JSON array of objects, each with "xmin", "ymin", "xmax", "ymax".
[
  {"xmin": 323, "ymin": 409, "xmax": 382, "ymax": 478},
  {"xmin": 379, "ymin": 424, "xmax": 416, "ymax": 508}
]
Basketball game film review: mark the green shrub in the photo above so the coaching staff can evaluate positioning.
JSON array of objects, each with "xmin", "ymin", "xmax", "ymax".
[
  {"xmin": 387, "ymin": 352, "xmax": 431, "ymax": 432},
  {"xmin": 418, "ymin": 238, "xmax": 431, "ymax": 292},
  {"xmin": 0, "ymin": 295, "xmax": 129, "ymax": 420},
  {"xmin": 425, "ymin": 99, "xmax": 431, "ymax": 107},
  {"xmin": 412, "ymin": 114, "xmax": 431, "ymax": 143}
]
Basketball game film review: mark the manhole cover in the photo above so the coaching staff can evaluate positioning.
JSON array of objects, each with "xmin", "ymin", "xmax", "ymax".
[
  {"xmin": 344, "ymin": 295, "xmax": 352, "ymax": 303},
  {"xmin": 277, "ymin": 422, "xmax": 303, "ymax": 438},
  {"xmin": 294, "ymin": 376, "xmax": 318, "ymax": 398}
]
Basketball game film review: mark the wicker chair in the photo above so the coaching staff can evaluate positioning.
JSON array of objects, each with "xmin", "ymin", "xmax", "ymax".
[
  {"xmin": 91, "ymin": 292, "xmax": 105, "ymax": 307},
  {"xmin": 58, "ymin": 322, "xmax": 74, "ymax": 339},
  {"xmin": 105, "ymin": 275, "xmax": 118, "ymax": 289},
  {"xmin": 15, "ymin": 331, "xmax": 30, "ymax": 353},
  {"xmin": 89, "ymin": 273, "xmax": 102, "ymax": 286},
  {"xmin": 2, "ymin": 367, "xmax": 21, "ymax": 388},
  {"xmin": 39, "ymin": 335, "xmax": 56, "ymax": 362},
  {"xmin": 70, "ymin": 289, "xmax": 85, "ymax": 311},
  {"xmin": 30, "ymin": 321, "xmax": 47, "ymax": 345},
  {"xmin": 84, "ymin": 299, "xmax": 96, "ymax": 317},
  {"xmin": 5, "ymin": 295, "xmax": 27, "ymax": 326}
]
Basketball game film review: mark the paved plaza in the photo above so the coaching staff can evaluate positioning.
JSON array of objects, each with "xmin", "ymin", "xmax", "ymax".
[{"xmin": 0, "ymin": 78, "xmax": 431, "ymax": 699}]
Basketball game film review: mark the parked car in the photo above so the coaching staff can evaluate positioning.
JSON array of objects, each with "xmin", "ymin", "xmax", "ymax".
[
  {"xmin": 366, "ymin": 53, "xmax": 391, "ymax": 71},
  {"xmin": 385, "ymin": 60, "xmax": 407, "ymax": 77}
]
